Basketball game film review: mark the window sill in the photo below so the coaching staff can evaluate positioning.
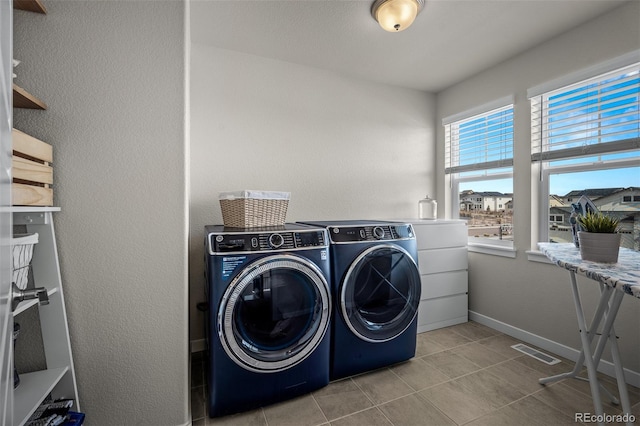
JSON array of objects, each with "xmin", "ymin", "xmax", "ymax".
[
  {"xmin": 526, "ymin": 249, "xmax": 554, "ymax": 264},
  {"xmin": 467, "ymin": 243, "xmax": 517, "ymax": 258}
]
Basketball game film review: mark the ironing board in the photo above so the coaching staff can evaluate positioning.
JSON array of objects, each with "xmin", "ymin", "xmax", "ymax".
[{"xmin": 538, "ymin": 243, "xmax": 639, "ymax": 426}]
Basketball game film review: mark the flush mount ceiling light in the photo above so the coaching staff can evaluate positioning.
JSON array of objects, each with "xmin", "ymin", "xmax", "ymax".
[{"xmin": 371, "ymin": 0, "xmax": 425, "ymax": 32}]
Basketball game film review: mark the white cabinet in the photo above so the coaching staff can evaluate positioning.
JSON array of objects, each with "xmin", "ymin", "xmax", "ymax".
[
  {"xmin": 12, "ymin": 207, "xmax": 79, "ymax": 426},
  {"xmin": 410, "ymin": 220, "xmax": 468, "ymax": 333}
]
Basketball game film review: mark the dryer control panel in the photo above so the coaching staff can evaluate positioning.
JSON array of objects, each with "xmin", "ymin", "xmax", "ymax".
[
  {"xmin": 328, "ymin": 223, "xmax": 414, "ymax": 244},
  {"xmin": 209, "ymin": 229, "xmax": 327, "ymax": 254}
]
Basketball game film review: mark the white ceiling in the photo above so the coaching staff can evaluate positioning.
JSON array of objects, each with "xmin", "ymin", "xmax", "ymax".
[{"xmin": 190, "ymin": 0, "xmax": 630, "ymax": 92}]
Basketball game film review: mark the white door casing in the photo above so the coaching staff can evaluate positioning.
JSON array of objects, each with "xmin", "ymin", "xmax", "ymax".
[{"xmin": 0, "ymin": 0, "xmax": 13, "ymax": 424}]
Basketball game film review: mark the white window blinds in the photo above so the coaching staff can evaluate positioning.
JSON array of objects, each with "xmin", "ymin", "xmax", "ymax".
[
  {"xmin": 445, "ymin": 105, "xmax": 514, "ymax": 175},
  {"xmin": 530, "ymin": 63, "xmax": 640, "ymax": 163}
]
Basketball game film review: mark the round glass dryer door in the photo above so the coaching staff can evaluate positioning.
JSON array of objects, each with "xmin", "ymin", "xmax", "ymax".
[
  {"xmin": 341, "ymin": 244, "xmax": 421, "ymax": 342},
  {"xmin": 218, "ymin": 254, "xmax": 331, "ymax": 373}
]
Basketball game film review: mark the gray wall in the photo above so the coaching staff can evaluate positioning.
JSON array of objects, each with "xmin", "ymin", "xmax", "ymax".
[
  {"xmin": 436, "ymin": 1, "xmax": 640, "ymax": 376},
  {"xmin": 189, "ymin": 43, "xmax": 437, "ymax": 345},
  {"xmin": 13, "ymin": 1, "xmax": 189, "ymax": 424}
]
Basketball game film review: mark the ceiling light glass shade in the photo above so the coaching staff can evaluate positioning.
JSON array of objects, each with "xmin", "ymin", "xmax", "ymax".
[{"xmin": 372, "ymin": 0, "xmax": 424, "ymax": 32}]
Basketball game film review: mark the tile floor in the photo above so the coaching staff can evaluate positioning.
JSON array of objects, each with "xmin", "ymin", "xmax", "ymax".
[{"xmin": 191, "ymin": 321, "xmax": 640, "ymax": 425}]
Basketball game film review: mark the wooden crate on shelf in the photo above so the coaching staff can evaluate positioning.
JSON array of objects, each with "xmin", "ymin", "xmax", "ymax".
[
  {"xmin": 14, "ymin": 0, "xmax": 47, "ymax": 14},
  {"xmin": 12, "ymin": 128, "xmax": 53, "ymax": 206}
]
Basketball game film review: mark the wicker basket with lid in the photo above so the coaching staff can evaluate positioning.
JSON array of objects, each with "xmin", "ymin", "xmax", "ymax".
[{"xmin": 219, "ymin": 190, "xmax": 290, "ymax": 228}]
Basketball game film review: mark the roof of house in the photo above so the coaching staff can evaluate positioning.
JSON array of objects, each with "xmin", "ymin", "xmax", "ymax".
[
  {"xmin": 476, "ymin": 191, "xmax": 512, "ymax": 197},
  {"xmin": 562, "ymin": 187, "xmax": 628, "ymax": 198}
]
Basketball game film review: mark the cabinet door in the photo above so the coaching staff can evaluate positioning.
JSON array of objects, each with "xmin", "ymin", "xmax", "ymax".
[
  {"xmin": 413, "ymin": 223, "xmax": 467, "ymax": 250},
  {"xmin": 420, "ymin": 270, "xmax": 468, "ymax": 300},
  {"xmin": 0, "ymin": 0, "xmax": 13, "ymax": 424},
  {"xmin": 417, "ymin": 247, "xmax": 468, "ymax": 275}
]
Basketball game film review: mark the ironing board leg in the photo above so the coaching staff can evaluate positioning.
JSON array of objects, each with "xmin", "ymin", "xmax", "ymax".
[
  {"xmin": 569, "ymin": 271, "xmax": 604, "ymax": 423},
  {"xmin": 539, "ymin": 279, "xmax": 612, "ymax": 386},
  {"xmin": 599, "ymin": 290, "xmax": 632, "ymax": 423}
]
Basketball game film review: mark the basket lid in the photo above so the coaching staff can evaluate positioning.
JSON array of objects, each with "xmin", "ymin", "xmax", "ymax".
[
  {"xmin": 11, "ymin": 233, "xmax": 39, "ymax": 245},
  {"xmin": 219, "ymin": 190, "xmax": 290, "ymax": 200}
]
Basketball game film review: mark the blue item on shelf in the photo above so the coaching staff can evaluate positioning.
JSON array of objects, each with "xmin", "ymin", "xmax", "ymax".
[{"xmin": 62, "ymin": 412, "xmax": 85, "ymax": 425}]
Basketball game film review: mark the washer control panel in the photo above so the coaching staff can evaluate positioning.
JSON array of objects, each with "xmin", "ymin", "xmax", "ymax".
[
  {"xmin": 210, "ymin": 229, "xmax": 327, "ymax": 253},
  {"xmin": 328, "ymin": 223, "xmax": 414, "ymax": 244}
]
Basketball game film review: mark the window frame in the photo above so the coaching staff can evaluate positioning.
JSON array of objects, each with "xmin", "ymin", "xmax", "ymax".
[
  {"xmin": 529, "ymin": 54, "xmax": 640, "ymax": 246},
  {"xmin": 443, "ymin": 97, "xmax": 515, "ymax": 251}
]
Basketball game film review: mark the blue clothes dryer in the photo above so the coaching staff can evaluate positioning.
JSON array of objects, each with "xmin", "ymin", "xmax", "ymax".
[
  {"xmin": 204, "ymin": 224, "xmax": 332, "ymax": 417},
  {"xmin": 298, "ymin": 220, "xmax": 421, "ymax": 380}
]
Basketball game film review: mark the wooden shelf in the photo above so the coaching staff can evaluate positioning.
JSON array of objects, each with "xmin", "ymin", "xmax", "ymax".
[
  {"xmin": 13, "ymin": 84, "xmax": 47, "ymax": 110},
  {"xmin": 14, "ymin": 0, "xmax": 46, "ymax": 14}
]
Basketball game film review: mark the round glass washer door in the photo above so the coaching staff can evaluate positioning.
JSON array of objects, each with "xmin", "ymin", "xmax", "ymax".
[
  {"xmin": 341, "ymin": 244, "xmax": 421, "ymax": 342},
  {"xmin": 218, "ymin": 254, "xmax": 331, "ymax": 373}
]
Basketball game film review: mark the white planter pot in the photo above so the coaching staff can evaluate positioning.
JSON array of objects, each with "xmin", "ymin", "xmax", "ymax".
[{"xmin": 577, "ymin": 231, "xmax": 621, "ymax": 263}]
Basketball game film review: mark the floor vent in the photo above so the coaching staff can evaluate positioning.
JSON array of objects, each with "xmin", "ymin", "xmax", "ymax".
[{"xmin": 511, "ymin": 344, "xmax": 561, "ymax": 365}]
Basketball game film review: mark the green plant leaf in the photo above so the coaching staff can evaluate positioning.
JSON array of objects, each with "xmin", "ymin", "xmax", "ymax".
[{"xmin": 577, "ymin": 211, "xmax": 620, "ymax": 233}]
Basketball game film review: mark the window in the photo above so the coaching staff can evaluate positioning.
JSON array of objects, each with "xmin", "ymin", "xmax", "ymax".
[
  {"xmin": 444, "ymin": 98, "xmax": 514, "ymax": 249},
  {"xmin": 530, "ymin": 58, "xmax": 640, "ymax": 248},
  {"xmin": 549, "ymin": 214, "xmax": 564, "ymax": 223}
]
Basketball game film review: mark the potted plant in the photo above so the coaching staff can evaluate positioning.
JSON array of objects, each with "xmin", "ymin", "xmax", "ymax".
[{"xmin": 577, "ymin": 211, "xmax": 621, "ymax": 263}]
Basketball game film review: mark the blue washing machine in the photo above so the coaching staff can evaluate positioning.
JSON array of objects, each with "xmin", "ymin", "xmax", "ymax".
[
  {"xmin": 204, "ymin": 224, "xmax": 331, "ymax": 417},
  {"xmin": 298, "ymin": 220, "xmax": 421, "ymax": 380}
]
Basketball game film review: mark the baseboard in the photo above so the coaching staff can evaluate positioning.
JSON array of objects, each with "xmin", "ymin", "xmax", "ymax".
[
  {"xmin": 469, "ymin": 311, "xmax": 640, "ymax": 388},
  {"xmin": 417, "ymin": 316, "xmax": 468, "ymax": 333},
  {"xmin": 190, "ymin": 338, "xmax": 207, "ymax": 353}
]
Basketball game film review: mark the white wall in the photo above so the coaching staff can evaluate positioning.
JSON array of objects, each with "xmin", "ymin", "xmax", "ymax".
[
  {"xmin": 189, "ymin": 44, "xmax": 436, "ymax": 343},
  {"xmin": 13, "ymin": 1, "xmax": 189, "ymax": 424},
  {"xmin": 436, "ymin": 1, "xmax": 640, "ymax": 375}
]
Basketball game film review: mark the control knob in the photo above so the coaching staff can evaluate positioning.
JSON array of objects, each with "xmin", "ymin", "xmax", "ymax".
[
  {"xmin": 269, "ymin": 233, "xmax": 284, "ymax": 248},
  {"xmin": 373, "ymin": 226, "xmax": 385, "ymax": 239}
]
